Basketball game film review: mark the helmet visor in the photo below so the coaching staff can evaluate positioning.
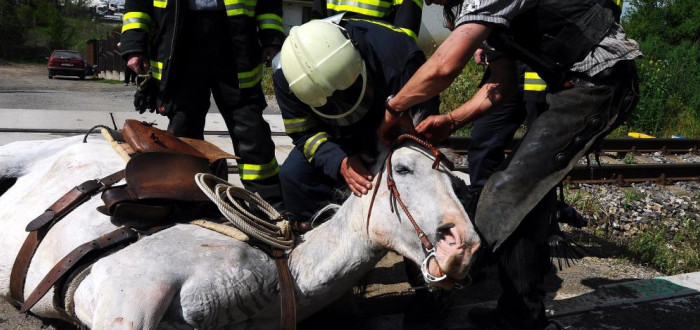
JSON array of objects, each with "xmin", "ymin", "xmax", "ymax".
[{"xmin": 310, "ymin": 64, "xmax": 374, "ymax": 126}]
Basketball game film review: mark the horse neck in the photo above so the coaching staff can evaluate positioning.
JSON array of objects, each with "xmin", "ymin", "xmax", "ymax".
[{"xmin": 287, "ymin": 196, "xmax": 384, "ymax": 307}]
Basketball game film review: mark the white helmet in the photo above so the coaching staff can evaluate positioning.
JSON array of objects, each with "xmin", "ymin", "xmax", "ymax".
[{"xmin": 280, "ymin": 20, "xmax": 372, "ymax": 126}]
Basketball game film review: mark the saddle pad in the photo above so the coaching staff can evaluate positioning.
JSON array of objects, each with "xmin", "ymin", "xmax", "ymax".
[
  {"xmin": 101, "ymin": 128, "xmax": 134, "ymax": 162},
  {"xmin": 122, "ymin": 119, "xmax": 206, "ymax": 158},
  {"xmin": 101, "ymin": 128, "xmax": 237, "ymax": 163}
]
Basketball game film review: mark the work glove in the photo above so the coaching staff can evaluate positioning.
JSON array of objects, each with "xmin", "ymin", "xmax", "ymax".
[{"xmin": 134, "ymin": 74, "xmax": 158, "ymax": 114}]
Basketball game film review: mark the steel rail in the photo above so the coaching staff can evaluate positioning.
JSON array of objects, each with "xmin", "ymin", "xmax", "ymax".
[
  {"xmin": 444, "ymin": 137, "xmax": 700, "ymax": 154},
  {"xmin": 448, "ymin": 163, "xmax": 700, "ymax": 185}
]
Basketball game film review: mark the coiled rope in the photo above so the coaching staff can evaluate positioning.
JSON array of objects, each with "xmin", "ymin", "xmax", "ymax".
[{"xmin": 195, "ymin": 173, "xmax": 294, "ymax": 250}]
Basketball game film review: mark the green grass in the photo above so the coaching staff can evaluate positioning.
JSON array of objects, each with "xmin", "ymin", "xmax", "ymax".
[{"xmin": 628, "ymin": 217, "xmax": 700, "ymax": 274}]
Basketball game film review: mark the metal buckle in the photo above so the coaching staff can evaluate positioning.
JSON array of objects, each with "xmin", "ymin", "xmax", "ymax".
[
  {"xmin": 76, "ymin": 179, "xmax": 103, "ymax": 194},
  {"xmin": 136, "ymin": 73, "xmax": 152, "ymax": 92},
  {"xmin": 420, "ymin": 249, "xmax": 448, "ymax": 283}
]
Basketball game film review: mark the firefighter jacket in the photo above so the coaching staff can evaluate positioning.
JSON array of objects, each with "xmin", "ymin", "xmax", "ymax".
[
  {"xmin": 120, "ymin": 0, "xmax": 285, "ymax": 114},
  {"xmin": 310, "ymin": 0, "xmax": 423, "ymax": 41},
  {"xmin": 274, "ymin": 19, "xmax": 438, "ymax": 181}
]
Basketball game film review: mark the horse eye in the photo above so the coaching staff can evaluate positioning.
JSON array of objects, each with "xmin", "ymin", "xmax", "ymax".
[{"xmin": 394, "ymin": 164, "xmax": 413, "ymax": 175}]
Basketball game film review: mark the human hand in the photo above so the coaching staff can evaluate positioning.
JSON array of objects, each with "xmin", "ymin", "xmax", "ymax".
[
  {"xmin": 340, "ymin": 154, "xmax": 375, "ymax": 196},
  {"xmin": 262, "ymin": 45, "xmax": 281, "ymax": 67},
  {"xmin": 127, "ymin": 55, "xmax": 150, "ymax": 74},
  {"xmin": 378, "ymin": 110, "xmax": 417, "ymax": 146},
  {"xmin": 415, "ymin": 114, "xmax": 456, "ymax": 144}
]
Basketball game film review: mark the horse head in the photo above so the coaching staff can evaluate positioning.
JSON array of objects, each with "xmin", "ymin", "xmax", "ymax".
[{"xmin": 365, "ymin": 135, "xmax": 481, "ymax": 289}]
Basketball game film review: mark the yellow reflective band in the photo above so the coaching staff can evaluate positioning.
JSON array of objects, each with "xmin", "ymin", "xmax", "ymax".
[
  {"xmin": 395, "ymin": 0, "xmax": 422, "ymax": 8},
  {"xmin": 150, "ymin": 60, "xmax": 163, "ymax": 80},
  {"xmin": 257, "ymin": 14, "xmax": 284, "ymax": 32},
  {"xmin": 612, "ymin": 0, "xmax": 622, "ymax": 8},
  {"xmin": 237, "ymin": 64, "xmax": 263, "ymax": 89},
  {"xmin": 256, "ymin": 14, "xmax": 284, "ymax": 32},
  {"xmin": 225, "ymin": 0, "xmax": 256, "ymax": 16},
  {"xmin": 399, "ymin": 27, "xmax": 417, "ymax": 41},
  {"xmin": 154, "ymin": 0, "xmax": 166, "ymax": 8},
  {"xmin": 122, "ymin": 12, "xmax": 152, "ymax": 32},
  {"xmin": 523, "ymin": 71, "xmax": 547, "ymax": 92},
  {"xmin": 122, "ymin": 22, "xmax": 150, "ymax": 33},
  {"xmin": 327, "ymin": 0, "xmax": 392, "ymax": 17},
  {"xmin": 283, "ymin": 116, "xmax": 318, "ymax": 134},
  {"xmin": 303, "ymin": 132, "xmax": 329, "ymax": 162},
  {"xmin": 238, "ymin": 158, "xmax": 280, "ymax": 181},
  {"xmin": 524, "ymin": 72, "xmax": 542, "ymax": 79},
  {"xmin": 123, "ymin": 12, "xmax": 152, "ymax": 21},
  {"xmin": 346, "ymin": 18, "xmax": 416, "ymax": 40}
]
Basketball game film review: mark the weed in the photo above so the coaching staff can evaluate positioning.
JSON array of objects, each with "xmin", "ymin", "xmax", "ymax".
[
  {"xmin": 623, "ymin": 154, "xmax": 636, "ymax": 164},
  {"xmin": 622, "ymin": 188, "xmax": 642, "ymax": 209},
  {"xmin": 628, "ymin": 217, "xmax": 700, "ymax": 274}
]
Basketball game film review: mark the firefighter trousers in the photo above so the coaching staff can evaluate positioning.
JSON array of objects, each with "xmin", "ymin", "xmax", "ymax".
[{"xmin": 166, "ymin": 11, "xmax": 283, "ymax": 210}]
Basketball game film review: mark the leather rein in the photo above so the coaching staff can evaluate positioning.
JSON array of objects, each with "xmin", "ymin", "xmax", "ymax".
[{"xmin": 366, "ymin": 134, "xmax": 455, "ymax": 285}]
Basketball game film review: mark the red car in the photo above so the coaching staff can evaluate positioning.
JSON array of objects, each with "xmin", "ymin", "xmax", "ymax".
[{"xmin": 47, "ymin": 50, "xmax": 86, "ymax": 80}]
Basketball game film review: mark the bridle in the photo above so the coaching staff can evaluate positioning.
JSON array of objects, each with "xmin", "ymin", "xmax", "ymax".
[{"xmin": 366, "ymin": 134, "xmax": 456, "ymax": 285}]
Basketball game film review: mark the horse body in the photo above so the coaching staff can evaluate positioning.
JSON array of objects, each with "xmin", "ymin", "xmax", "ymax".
[{"xmin": 0, "ymin": 136, "xmax": 480, "ymax": 329}]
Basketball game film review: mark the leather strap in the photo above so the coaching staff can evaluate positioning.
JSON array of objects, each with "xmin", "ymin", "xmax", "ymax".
[
  {"xmin": 20, "ymin": 227, "xmax": 139, "ymax": 313},
  {"xmin": 272, "ymin": 249, "xmax": 297, "ymax": 330},
  {"xmin": 26, "ymin": 170, "xmax": 126, "ymax": 231},
  {"xmin": 9, "ymin": 169, "xmax": 125, "ymax": 307}
]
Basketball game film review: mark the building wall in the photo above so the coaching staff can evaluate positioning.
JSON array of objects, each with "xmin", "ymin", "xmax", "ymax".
[{"xmin": 281, "ymin": 0, "xmax": 451, "ymax": 51}]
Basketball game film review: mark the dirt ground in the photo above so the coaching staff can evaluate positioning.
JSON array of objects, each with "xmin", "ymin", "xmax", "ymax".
[{"xmin": 0, "ymin": 63, "xmax": 667, "ymax": 329}]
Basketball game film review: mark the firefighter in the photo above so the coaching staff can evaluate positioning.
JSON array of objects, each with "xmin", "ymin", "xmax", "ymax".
[
  {"xmin": 379, "ymin": 0, "xmax": 641, "ymax": 328},
  {"xmin": 311, "ymin": 0, "xmax": 423, "ymax": 40},
  {"xmin": 273, "ymin": 18, "xmax": 438, "ymax": 231},
  {"xmin": 120, "ymin": 0, "xmax": 285, "ymax": 210}
]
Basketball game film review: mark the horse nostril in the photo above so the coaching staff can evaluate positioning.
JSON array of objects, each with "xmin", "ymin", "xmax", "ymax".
[{"xmin": 437, "ymin": 223, "xmax": 455, "ymax": 233}]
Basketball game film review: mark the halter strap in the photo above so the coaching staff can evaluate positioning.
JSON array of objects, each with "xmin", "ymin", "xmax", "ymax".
[{"xmin": 366, "ymin": 134, "xmax": 448, "ymax": 251}]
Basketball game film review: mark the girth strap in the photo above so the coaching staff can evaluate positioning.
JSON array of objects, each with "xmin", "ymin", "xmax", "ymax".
[
  {"xmin": 26, "ymin": 170, "xmax": 126, "ymax": 232},
  {"xmin": 272, "ymin": 249, "xmax": 297, "ymax": 330},
  {"xmin": 9, "ymin": 169, "xmax": 125, "ymax": 307},
  {"xmin": 19, "ymin": 227, "xmax": 140, "ymax": 313}
]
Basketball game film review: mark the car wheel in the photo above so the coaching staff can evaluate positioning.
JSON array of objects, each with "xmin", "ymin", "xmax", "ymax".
[
  {"xmin": 79, "ymin": 75, "xmax": 85, "ymax": 80},
  {"xmin": 48, "ymin": 75, "xmax": 53, "ymax": 79}
]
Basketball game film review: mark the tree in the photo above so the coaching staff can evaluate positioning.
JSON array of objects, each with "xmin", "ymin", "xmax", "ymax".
[
  {"xmin": 623, "ymin": 0, "xmax": 700, "ymax": 136},
  {"xmin": 0, "ymin": 0, "xmax": 28, "ymax": 58}
]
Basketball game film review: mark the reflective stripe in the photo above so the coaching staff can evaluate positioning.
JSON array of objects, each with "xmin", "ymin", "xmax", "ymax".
[
  {"xmin": 346, "ymin": 18, "xmax": 416, "ymax": 40},
  {"xmin": 327, "ymin": 0, "xmax": 392, "ymax": 17},
  {"xmin": 122, "ymin": 12, "xmax": 152, "ymax": 32},
  {"xmin": 257, "ymin": 14, "xmax": 283, "ymax": 32},
  {"xmin": 238, "ymin": 158, "xmax": 280, "ymax": 181},
  {"xmin": 399, "ymin": 27, "xmax": 417, "ymax": 40},
  {"xmin": 612, "ymin": 0, "xmax": 622, "ymax": 8},
  {"xmin": 238, "ymin": 64, "xmax": 263, "ymax": 89},
  {"xmin": 523, "ymin": 72, "xmax": 547, "ymax": 92},
  {"xmin": 224, "ymin": 0, "xmax": 256, "ymax": 17},
  {"xmin": 153, "ymin": 0, "xmax": 166, "ymax": 7},
  {"xmin": 150, "ymin": 60, "xmax": 163, "ymax": 80},
  {"xmin": 394, "ymin": 0, "xmax": 423, "ymax": 8},
  {"xmin": 284, "ymin": 116, "xmax": 318, "ymax": 134},
  {"xmin": 303, "ymin": 132, "xmax": 329, "ymax": 162}
]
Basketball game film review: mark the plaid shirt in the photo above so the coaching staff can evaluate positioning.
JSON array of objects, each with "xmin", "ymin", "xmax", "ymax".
[{"xmin": 454, "ymin": 0, "xmax": 642, "ymax": 76}]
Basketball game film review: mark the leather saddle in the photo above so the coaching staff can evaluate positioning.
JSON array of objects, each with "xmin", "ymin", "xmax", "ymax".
[{"xmin": 99, "ymin": 120, "xmax": 230, "ymax": 229}]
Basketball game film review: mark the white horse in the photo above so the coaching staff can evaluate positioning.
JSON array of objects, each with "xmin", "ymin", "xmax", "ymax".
[{"xmin": 0, "ymin": 135, "xmax": 480, "ymax": 329}]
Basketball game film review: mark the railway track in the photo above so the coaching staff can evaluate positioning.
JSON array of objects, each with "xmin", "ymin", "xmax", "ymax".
[
  {"xmin": 7, "ymin": 127, "xmax": 700, "ymax": 186},
  {"xmin": 445, "ymin": 137, "xmax": 700, "ymax": 185}
]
